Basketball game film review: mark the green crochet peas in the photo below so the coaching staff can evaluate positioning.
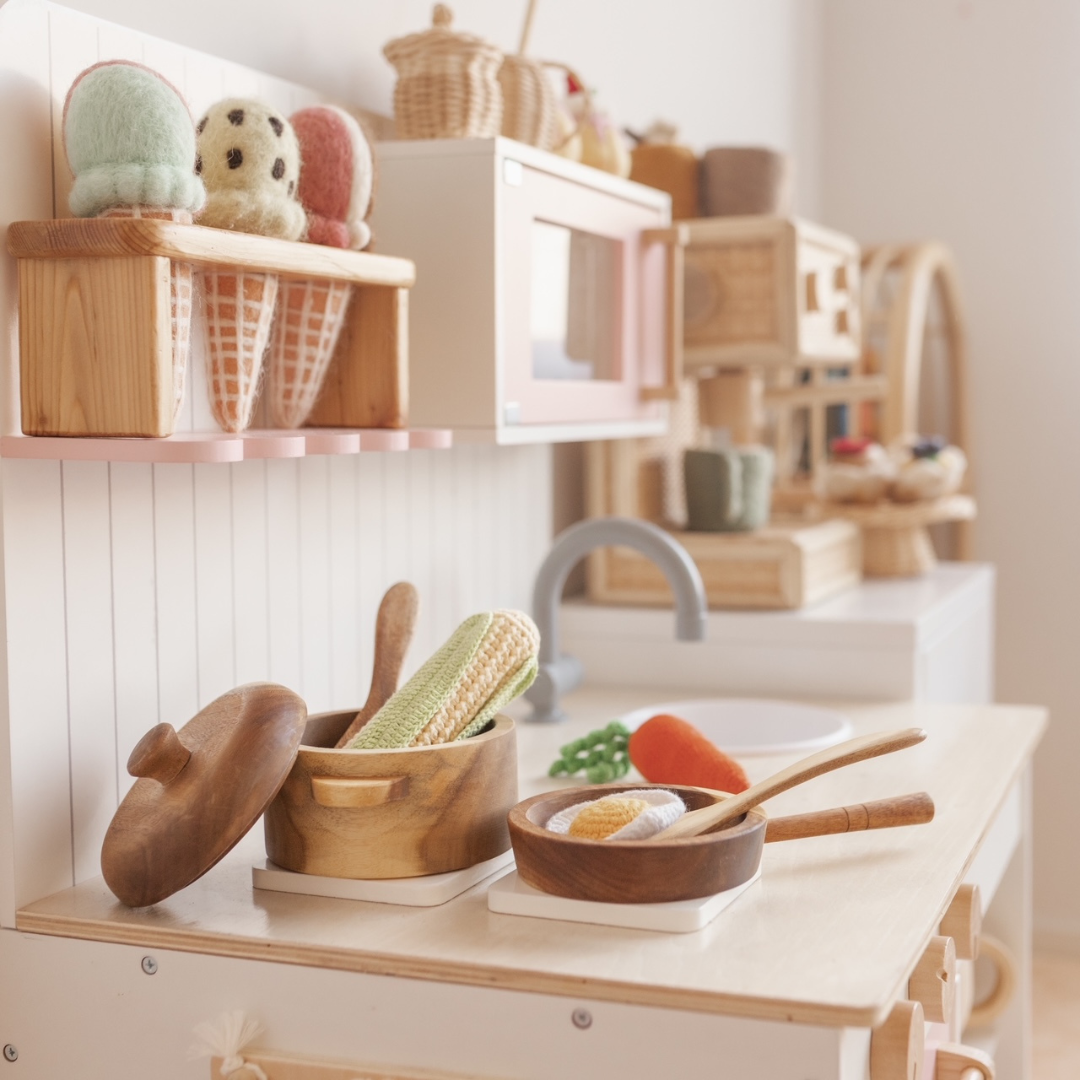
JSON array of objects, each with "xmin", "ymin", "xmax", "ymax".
[{"xmin": 548, "ymin": 721, "xmax": 631, "ymax": 783}]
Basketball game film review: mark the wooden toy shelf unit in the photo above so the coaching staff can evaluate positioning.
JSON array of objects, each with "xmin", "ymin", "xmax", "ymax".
[
  {"xmin": 8, "ymin": 217, "xmax": 431, "ymax": 459},
  {"xmin": 0, "ymin": 5, "xmax": 450, "ymax": 464}
]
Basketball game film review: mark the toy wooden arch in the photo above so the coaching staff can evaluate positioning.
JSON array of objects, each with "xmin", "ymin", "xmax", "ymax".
[{"xmin": 859, "ymin": 241, "xmax": 973, "ymax": 558}]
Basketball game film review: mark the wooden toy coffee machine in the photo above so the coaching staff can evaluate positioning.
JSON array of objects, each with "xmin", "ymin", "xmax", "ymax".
[
  {"xmin": 588, "ymin": 144, "xmax": 975, "ymax": 599},
  {"xmin": 588, "ymin": 146, "xmax": 869, "ymax": 609}
]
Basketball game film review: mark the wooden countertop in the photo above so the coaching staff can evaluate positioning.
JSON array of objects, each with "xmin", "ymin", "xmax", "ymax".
[{"xmin": 16, "ymin": 691, "xmax": 1045, "ymax": 1028}]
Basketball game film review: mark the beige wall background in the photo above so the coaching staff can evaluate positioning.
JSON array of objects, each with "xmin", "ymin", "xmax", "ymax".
[
  {"xmin": 34, "ymin": 0, "xmax": 1075, "ymax": 948},
  {"xmin": 820, "ymin": 0, "xmax": 1080, "ymax": 953}
]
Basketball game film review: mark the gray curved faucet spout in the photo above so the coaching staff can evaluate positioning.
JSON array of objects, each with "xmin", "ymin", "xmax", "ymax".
[{"xmin": 525, "ymin": 517, "xmax": 708, "ymax": 722}]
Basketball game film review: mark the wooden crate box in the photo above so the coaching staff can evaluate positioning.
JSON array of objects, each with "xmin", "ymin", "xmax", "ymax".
[{"xmin": 586, "ymin": 439, "xmax": 862, "ymax": 610}]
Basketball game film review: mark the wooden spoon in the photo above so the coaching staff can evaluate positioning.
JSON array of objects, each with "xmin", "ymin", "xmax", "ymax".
[
  {"xmin": 651, "ymin": 727, "xmax": 927, "ymax": 840},
  {"xmin": 335, "ymin": 582, "xmax": 419, "ymax": 747}
]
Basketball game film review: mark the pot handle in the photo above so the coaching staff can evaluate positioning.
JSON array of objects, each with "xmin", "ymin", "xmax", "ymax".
[{"xmin": 310, "ymin": 776, "xmax": 409, "ymax": 808}]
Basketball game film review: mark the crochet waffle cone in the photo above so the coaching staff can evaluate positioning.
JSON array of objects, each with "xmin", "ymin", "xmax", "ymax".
[
  {"xmin": 201, "ymin": 269, "xmax": 279, "ymax": 432},
  {"xmin": 99, "ymin": 206, "xmax": 193, "ymax": 419},
  {"xmin": 267, "ymin": 278, "xmax": 352, "ymax": 427},
  {"xmin": 348, "ymin": 610, "xmax": 540, "ymax": 750}
]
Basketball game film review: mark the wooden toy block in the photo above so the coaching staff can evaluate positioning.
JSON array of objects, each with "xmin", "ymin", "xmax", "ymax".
[{"xmin": 682, "ymin": 215, "xmax": 861, "ymax": 370}]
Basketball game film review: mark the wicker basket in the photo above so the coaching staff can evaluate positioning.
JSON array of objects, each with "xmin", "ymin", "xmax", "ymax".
[
  {"xmin": 384, "ymin": 4, "xmax": 504, "ymax": 140},
  {"xmin": 498, "ymin": 54, "xmax": 557, "ymax": 150}
]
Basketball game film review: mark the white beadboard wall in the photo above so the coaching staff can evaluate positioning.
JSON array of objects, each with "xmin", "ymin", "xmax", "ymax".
[{"xmin": 0, "ymin": 1, "xmax": 553, "ymax": 923}]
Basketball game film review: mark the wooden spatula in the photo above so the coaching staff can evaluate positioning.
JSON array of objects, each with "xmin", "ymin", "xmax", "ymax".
[
  {"xmin": 335, "ymin": 582, "xmax": 419, "ymax": 748},
  {"xmin": 651, "ymin": 727, "xmax": 927, "ymax": 840}
]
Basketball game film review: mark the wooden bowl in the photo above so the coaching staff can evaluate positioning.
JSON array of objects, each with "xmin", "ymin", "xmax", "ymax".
[
  {"xmin": 508, "ymin": 783, "xmax": 767, "ymax": 904},
  {"xmin": 264, "ymin": 710, "xmax": 517, "ymax": 879}
]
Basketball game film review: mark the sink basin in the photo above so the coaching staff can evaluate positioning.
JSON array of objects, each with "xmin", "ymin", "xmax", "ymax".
[{"xmin": 616, "ymin": 699, "xmax": 853, "ymax": 756}]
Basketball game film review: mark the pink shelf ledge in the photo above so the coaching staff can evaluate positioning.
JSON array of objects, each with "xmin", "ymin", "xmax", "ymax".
[
  {"xmin": 0, "ymin": 428, "xmax": 453, "ymax": 464},
  {"xmin": 0, "ymin": 432, "xmax": 245, "ymax": 463}
]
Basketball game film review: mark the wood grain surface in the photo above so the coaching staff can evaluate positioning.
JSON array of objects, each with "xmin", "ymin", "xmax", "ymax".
[
  {"xmin": 939, "ymin": 883, "xmax": 982, "ymax": 961},
  {"xmin": 654, "ymin": 727, "xmax": 927, "ymax": 839},
  {"xmin": 869, "ymin": 999, "xmax": 924, "ymax": 1080},
  {"xmin": 306, "ymin": 285, "xmax": 409, "ymax": 429},
  {"xmin": 7, "ymin": 218, "xmax": 416, "ymax": 287},
  {"xmin": 336, "ymin": 582, "xmax": 419, "ymax": 747},
  {"xmin": 19, "ymin": 254, "xmax": 174, "ymax": 436},
  {"xmin": 907, "ymin": 933, "xmax": 956, "ymax": 1025},
  {"xmin": 100, "ymin": 683, "xmax": 308, "ymax": 908},
  {"xmin": 264, "ymin": 713, "xmax": 517, "ymax": 879}
]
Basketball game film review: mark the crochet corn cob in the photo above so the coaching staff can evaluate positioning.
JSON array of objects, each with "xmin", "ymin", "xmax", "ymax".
[{"xmin": 347, "ymin": 610, "xmax": 539, "ymax": 750}]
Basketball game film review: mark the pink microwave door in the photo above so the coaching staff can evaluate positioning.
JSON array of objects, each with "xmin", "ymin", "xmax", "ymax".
[{"xmin": 502, "ymin": 165, "xmax": 667, "ymax": 426}]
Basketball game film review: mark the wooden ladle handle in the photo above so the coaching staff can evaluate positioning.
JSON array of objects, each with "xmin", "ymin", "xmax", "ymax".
[
  {"xmin": 336, "ymin": 582, "xmax": 420, "ymax": 748},
  {"xmin": 653, "ymin": 727, "xmax": 927, "ymax": 840},
  {"xmin": 127, "ymin": 723, "xmax": 191, "ymax": 785},
  {"xmin": 765, "ymin": 792, "xmax": 935, "ymax": 843}
]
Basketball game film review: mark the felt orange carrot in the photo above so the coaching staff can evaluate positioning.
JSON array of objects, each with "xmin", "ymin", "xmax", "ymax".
[{"xmin": 629, "ymin": 713, "xmax": 750, "ymax": 794}]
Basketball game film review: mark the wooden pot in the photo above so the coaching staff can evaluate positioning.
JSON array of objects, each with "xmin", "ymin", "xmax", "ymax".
[
  {"xmin": 508, "ymin": 783, "xmax": 767, "ymax": 904},
  {"xmin": 264, "ymin": 710, "xmax": 517, "ymax": 879}
]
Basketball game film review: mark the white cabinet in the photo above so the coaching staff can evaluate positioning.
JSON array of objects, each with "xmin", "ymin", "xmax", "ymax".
[
  {"xmin": 372, "ymin": 138, "xmax": 682, "ymax": 444},
  {"xmin": 561, "ymin": 562, "xmax": 995, "ymax": 703}
]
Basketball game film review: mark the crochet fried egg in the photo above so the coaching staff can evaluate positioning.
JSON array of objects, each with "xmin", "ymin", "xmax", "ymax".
[
  {"xmin": 195, "ymin": 98, "xmax": 305, "ymax": 240},
  {"xmin": 546, "ymin": 789, "xmax": 686, "ymax": 841}
]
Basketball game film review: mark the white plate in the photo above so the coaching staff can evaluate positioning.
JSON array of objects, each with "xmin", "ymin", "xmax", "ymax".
[{"xmin": 616, "ymin": 699, "xmax": 853, "ymax": 756}]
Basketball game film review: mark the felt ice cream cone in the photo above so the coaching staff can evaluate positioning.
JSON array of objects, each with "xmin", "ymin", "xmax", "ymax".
[
  {"xmin": 266, "ymin": 278, "xmax": 351, "ymax": 428},
  {"xmin": 63, "ymin": 61, "xmax": 205, "ymax": 422},
  {"xmin": 196, "ymin": 99, "xmax": 305, "ymax": 431},
  {"xmin": 202, "ymin": 269, "xmax": 279, "ymax": 433},
  {"xmin": 264, "ymin": 106, "xmax": 374, "ymax": 426}
]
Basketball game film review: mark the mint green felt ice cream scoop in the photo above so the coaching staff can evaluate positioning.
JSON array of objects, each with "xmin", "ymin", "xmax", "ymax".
[{"xmin": 63, "ymin": 60, "xmax": 205, "ymax": 217}]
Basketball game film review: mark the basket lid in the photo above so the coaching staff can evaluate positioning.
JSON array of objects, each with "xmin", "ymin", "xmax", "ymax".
[
  {"xmin": 383, "ymin": 4, "xmax": 504, "ymax": 70},
  {"xmin": 101, "ymin": 683, "xmax": 307, "ymax": 907}
]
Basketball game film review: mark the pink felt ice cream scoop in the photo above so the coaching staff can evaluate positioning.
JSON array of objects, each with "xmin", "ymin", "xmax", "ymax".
[{"xmin": 291, "ymin": 105, "xmax": 374, "ymax": 250}]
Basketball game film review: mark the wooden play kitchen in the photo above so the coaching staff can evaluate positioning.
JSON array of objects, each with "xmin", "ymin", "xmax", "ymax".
[
  {"xmin": 0, "ymin": 5, "xmax": 1039, "ymax": 1080},
  {"xmin": 11, "ymin": 691, "xmax": 1043, "ymax": 1079}
]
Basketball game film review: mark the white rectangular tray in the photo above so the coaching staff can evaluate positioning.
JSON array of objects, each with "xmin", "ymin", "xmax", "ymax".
[
  {"xmin": 487, "ymin": 867, "xmax": 761, "ymax": 933},
  {"xmin": 253, "ymin": 850, "xmax": 514, "ymax": 907}
]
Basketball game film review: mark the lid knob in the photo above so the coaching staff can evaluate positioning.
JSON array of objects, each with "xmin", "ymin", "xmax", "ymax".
[
  {"xmin": 127, "ymin": 723, "xmax": 191, "ymax": 785},
  {"xmin": 433, "ymin": 3, "xmax": 453, "ymax": 28}
]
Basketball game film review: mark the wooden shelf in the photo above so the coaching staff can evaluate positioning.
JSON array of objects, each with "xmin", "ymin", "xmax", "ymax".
[
  {"xmin": 0, "ymin": 428, "xmax": 452, "ymax": 464},
  {"xmin": 9, "ymin": 218, "xmax": 415, "ymax": 440},
  {"xmin": 7, "ymin": 218, "xmax": 416, "ymax": 286},
  {"xmin": 823, "ymin": 494, "xmax": 976, "ymax": 528}
]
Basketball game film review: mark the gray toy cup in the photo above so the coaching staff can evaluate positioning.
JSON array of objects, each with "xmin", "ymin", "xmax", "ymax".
[{"xmin": 684, "ymin": 446, "xmax": 774, "ymax": 532}]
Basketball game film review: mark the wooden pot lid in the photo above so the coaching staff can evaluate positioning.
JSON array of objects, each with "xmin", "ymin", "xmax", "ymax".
[{"xmin": 101, "ymin": 683, "xmax": 307, "ymax": 908}]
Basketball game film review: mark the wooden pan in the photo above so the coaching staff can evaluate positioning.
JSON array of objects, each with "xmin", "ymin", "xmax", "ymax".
[{"xmin": 508, "ymin": 784, "xmax": 933, "ymax": 904}]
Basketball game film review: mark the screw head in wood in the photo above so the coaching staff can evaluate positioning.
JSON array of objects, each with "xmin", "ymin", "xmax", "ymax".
[
  {"xmin": 571, "ymin": 1008, "xmax": 592, "ymax": 1030},
  {"xmin": 3, "ymin": 1045, "xmax": 17, "ymax": 1062},
  {"xmin": 141, "ymin": 955, "xmax": 158, "ymax": 975}
]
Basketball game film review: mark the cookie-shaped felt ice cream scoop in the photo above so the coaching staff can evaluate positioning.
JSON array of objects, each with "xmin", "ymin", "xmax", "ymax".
[
  {"xmin": 64, "ymin": 61, "xmax": 205, "ymax": 420},
  {"xmin": 195, "ymin": 99, "xmax": 305, "ymax": 431},
  {"xmin": 265, "ymin": 105, "xmax": 374, "ymax": 427},
  {"xmin": 196, "ymin": 99, "xmax": 305, "ymax": 240}
]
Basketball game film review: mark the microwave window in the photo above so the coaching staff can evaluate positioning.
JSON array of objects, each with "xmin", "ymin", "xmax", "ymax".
[{"xmin": 530, "ymin": 221, "xmax": 621, "ymax": 381}]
